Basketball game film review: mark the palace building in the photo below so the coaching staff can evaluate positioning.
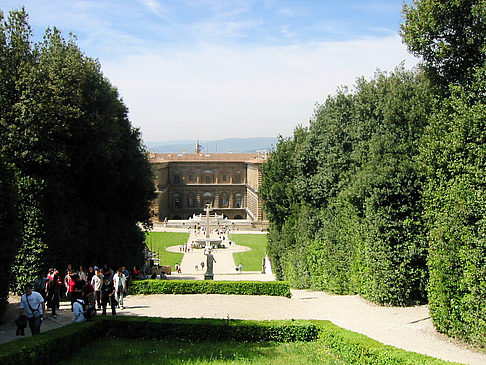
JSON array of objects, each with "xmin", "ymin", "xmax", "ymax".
[{"xmin": 149, "ymin": 142, "xmax": 267, "ymax": 222}]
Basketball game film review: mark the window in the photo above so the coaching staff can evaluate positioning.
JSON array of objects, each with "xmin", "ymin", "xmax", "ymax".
[
  {"xmin": 174, "ymin": 193, "xmax": 181, "ymax": 208},
  {"xmin": 187, "ymin": 194, "xmax": 195, "ymax": 207},
  {"xmin": 222, "ymin": 174, "xmax": 227, "ymax": 182},
  {"xmin": 220, "ymin": 193, "xmax": 229, "ymax": 207},
  {"xmin": 189, "ymin": 174, "xmax": 194, "ymax": 182},
  {"xmin": 235, "ymin": 194, "xmax": 242, "ymax": 208},
  {"xmin": 235, "ymin": 171, "xmax": 241, "ymax": 184},
  {"xmin": 203, "ymin": 192, "xmax": 213, "ymax": 206},
  {"xmin": 205, "ymin": 176, "xmax": 210, "ymax": 184},
  {"xmin": 174, "ymin": 172, "xmax": 180, "ymax": 184}
]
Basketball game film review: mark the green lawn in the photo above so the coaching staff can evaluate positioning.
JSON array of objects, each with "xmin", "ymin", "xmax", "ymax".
[
  {"xmin": 60, "ymin": 338, "xmax": 337, "ymax": 365},
  {"xmin": 145, "ymin": 232, "xmax": 189, "ymax": 268},
  {"xmin": 230, "ymin": 234, "xmax": 268, "ymax": 271}
]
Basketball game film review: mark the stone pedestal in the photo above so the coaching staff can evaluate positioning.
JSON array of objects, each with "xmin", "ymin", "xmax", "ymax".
[{"xmin": 204, "ymin": 273, "xmax": 214, "ymax": 280}]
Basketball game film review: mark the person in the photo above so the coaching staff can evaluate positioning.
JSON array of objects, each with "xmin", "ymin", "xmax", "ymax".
[
  {"xmin": 122, "ymin": 266, "xmax": 130, "ymax": 292},
  {"xmin": 72, "ymin": 293, "xmax": 86, "ymax": 322},
  {"xmin": 87, "ymin": 266, "xmax": 95, "ymax": 283},
  {"xmin": 100, "ymin": 276, "xmax": 116, "ymax": 315},
  {"xmin": 65, "ymin": 269, "xmax": 76, "ymax": 308},
  {"xmin": 78, "ymin": 266, "xmax": 87, "ymax": 282},
  {"xmin": 33, "ymin": 273, "xmax": 48, "ymax": 300},
  {"xmin": 113, "ymin": 268, "xmax": 126, "ymax": 310},
  {"xmin": 46, "ymin": 268, "xmax": 62, "ymax": 317},
  {"xmin": 19, "ymin": 283, "xmax": 46, "ymax": 336},
  {"xmin": 132, "ymin": 266, "xmax": 140, "ymax": 280},
  {"xmin": 91, "ymin": 268, "xmax": 103, "ymax": 310},
  {"xmin": 238, "ymin": 263, "xmax": 242, "ymax": 273}
]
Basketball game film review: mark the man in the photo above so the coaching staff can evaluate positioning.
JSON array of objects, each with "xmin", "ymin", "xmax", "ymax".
[
  {"xmin": 113, "ymin": 268, "xmax": 127, "ymax": 309},
  {"xmin": 91, "ymin": 268, "xmax": 103, "ymax": 310},
  {"xmin": 100, "ymin": 276, "xmax": 116, "ymax": 315},
  {"xmin": 19, "ymin": 283, "xmax": 46, "ymax": 336}
]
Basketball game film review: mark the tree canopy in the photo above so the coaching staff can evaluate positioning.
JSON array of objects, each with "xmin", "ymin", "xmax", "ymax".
[{"xmin": 0, "ymin": 8, "xmax": 155, "ymax": 294}]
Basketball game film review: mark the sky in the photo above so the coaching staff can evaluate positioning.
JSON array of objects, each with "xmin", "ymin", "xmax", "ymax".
[{"xmin": 1, "ymin": 1, "xmax": 417, "ymax": 142}]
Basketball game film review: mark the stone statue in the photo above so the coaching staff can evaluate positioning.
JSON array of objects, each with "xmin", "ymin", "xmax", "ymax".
[{"xmin": 204, "ymin": 249, "xmax": 216, "ymax": 279}]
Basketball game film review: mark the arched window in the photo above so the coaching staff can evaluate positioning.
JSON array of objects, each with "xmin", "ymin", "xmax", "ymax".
[
  {"xmin": 187, "ymin": 193, "xmax": 196, "ymax": 207},
  {"xmin": 235, "ymin": 171, "xmax": 241, "ymax": 184},
  {"xmin": 203, "ymin": 170, "xmax": 212, "ymax": 184},
  {"xmin": 220, "ymin": 193, "xmax": 229, "ymax": 207},
  {"xmin": 235, "ymin": 193, "xmax": 242, "ymax": 208},
  {"xmin": 203, "ymin": 192, "xmax": 213, "ymax": 206},
  {"xmin": 174, "ymin": 193, "xmax": 182, "ymax": 208}
]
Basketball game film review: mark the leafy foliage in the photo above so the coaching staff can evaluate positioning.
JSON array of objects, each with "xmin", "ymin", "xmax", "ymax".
[
  {"xmin": 401, "ymin": 0, "xmax": 486, "ymax": 346},
  {"xmin": 420, "ymin": 67, "xmax": 486, "ymax": 345},
  {"xmin": 0, "ymin": 317, "xmax": 454, "ymax": 365},
  {"xmin": 129, "ymin": 279, "xmax": 292, "ymax": 298},
  {"xmin": 401, "ymin": 0, "xmax": 486, "ymax": 89},
  {"xmin": 0, "ymin": 9, "xmax": 155, "ymax": 294},
  {"xmin": 0, "ymin": 154, "xmax": 18, "ymax": 316},
  {"xmin": 263, "ymin": 68, "xmax": 433, "ymax": 305}
]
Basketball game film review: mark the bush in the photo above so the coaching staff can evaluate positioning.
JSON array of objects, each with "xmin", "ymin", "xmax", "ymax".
[
  {"xmin": 102, "ymin": 317, "xmax": 318, "ymax": 343},
  {"xmin": 129, "ymin": 279, "xmax": 292, "ymax": 298},
  {"xmin": 0, "ymin": 320, "xmax": 102, "ymax": 365},
  {"xmin": 0, "ymin": 317, "xmax": 455, "ymax": 365}
]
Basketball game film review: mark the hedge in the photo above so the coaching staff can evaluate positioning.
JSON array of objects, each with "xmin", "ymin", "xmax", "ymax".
[
  {"xmin": 128, "ymin": 279, "xmax": 292, "ymax": 298},
  {"xmin": 0, "ymin": 317, "xmax": 457, "ymax": 365}
]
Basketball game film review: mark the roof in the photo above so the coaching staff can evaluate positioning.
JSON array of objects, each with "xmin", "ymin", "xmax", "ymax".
[{"xmin": 149, "ymin": 152, "xmax": 267, "ymax": 163}]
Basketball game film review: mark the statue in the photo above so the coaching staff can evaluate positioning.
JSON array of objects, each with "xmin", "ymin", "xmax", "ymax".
[{"xmin": 204, "ymin": 248, "xmax": 216, "ymax": 280}]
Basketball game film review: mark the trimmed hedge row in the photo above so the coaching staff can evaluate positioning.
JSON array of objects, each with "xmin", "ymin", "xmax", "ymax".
[
  {"xmin": 0, "ymin": 320, "xmax": 102, "ymax": 365},
  {"xmin": 104, "ymin": 317, "xmax": 318, "ymax": 342},
  {"xmin": 128, "ymin": 279, "xmax": 292, "ymax": 298},
  {"xmin": 0, "ymin": 317, "xmax": 456, "ymax": 365}
]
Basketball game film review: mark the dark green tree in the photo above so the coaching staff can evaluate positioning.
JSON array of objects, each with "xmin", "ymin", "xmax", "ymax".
[
  {"xmin": 401, "ymin": 0, "xmax": 486, "ymax": 89},
  {"xmin": 0, "ymin": 154, "xmax": 19, "ymax": 317},
  {"xmin": 0, "ymin": 8, "xmax": 155, "ymax": 286},
  {"xmin": 421, "ymin": 66, "xmax": 486, "ymax": 345},
  {"xmin": 262, "ymin": 68, "xmax": 433, "ymax": 305}
]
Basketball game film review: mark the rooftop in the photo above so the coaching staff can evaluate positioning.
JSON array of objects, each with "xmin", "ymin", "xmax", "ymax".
[{"xmin": 149, "ymin": 152, "xmax": 267, "ymax": 163}]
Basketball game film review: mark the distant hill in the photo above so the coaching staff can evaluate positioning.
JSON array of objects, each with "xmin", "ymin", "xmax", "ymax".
[{"xmin": 145, "ymin": 137, "xmax": 277, "ymax": 153}]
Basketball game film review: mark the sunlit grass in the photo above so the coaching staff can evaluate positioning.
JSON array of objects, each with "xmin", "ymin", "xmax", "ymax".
[
  {"xmin": 60, "ymin": 338, "xmax": 339, "ymax": 365},
  {"xmin": 145, "ymin": 232, "xmax": 189, "ymax": 268},
  {"xmin": 230, "ymin": 234, "xmax": 268, "ymax": 271}
]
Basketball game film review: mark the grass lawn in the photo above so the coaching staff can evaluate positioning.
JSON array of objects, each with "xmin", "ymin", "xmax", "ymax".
[
  {"xmin": 145, "ymin": 232, "xmax": 189, "ymax": 268},
  {"xmin": 59, "ymin": 338, "xmax": 337, "ymax": 365},
  {"xmin": 230, "ymin": 234, "xmax": 268, "ymax": 271}
]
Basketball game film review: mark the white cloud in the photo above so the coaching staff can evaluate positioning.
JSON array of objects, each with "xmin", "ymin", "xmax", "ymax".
[{"xmin": 101, "ymin": 35, "xmax": 418, "ymax": 142}]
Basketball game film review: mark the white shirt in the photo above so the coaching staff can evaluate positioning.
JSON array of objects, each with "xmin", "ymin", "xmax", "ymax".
[
  {"xmin": 73, "ymin": 299, "xmax": 86, "ymax": 322},
  {"xmin": 91, "ymin": 274, "xmax": 103, "ymax": 291},
  {"xmin": 20, "ymin": 292, "xmax": 44, "ymax": 318}
]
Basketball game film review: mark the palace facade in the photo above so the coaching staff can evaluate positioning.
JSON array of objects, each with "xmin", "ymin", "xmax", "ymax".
[{"xmin": 149, "ymin": 144, "xmax": 267, "ymax": 221}]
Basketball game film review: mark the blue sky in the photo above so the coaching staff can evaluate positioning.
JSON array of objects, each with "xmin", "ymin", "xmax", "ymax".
[{"xmin": 1, "ymin": 1, "xmax": 416, "ymax": 142}]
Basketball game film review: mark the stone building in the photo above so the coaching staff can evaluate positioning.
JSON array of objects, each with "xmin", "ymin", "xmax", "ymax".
[{"xmin": 149, "ymin": 143, "xmax": 267, "ymax": 221}]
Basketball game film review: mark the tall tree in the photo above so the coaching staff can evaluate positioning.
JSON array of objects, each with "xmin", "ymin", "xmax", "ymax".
[
  {"xmin": 420, "ymin": 66, "xmax": 486, "ymax": 346},
  {"xmin": 0, "ymin": 153, "xmax": 19, "ymax": 316},
  {"xmin": 0, "ymin": 9, "xmax": 155, "ymax": 289},
  {"xmin": 401, "ymin": 0, "xmax": 486, "ymax": 89}
]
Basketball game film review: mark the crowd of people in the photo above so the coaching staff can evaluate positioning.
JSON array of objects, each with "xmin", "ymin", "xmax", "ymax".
[{"xmin": 18, "ymin": 264, "xmax": 140, "ymax": 336}]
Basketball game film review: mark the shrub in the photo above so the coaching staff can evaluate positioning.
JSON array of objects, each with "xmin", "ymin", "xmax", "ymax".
[
  {"xmin": 0, "ymin": 317, "xmax": 455, "ymax": 365},
  {"xmin": 128, "ymin": 279, "xmax": 291, "ymax": 298}
]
